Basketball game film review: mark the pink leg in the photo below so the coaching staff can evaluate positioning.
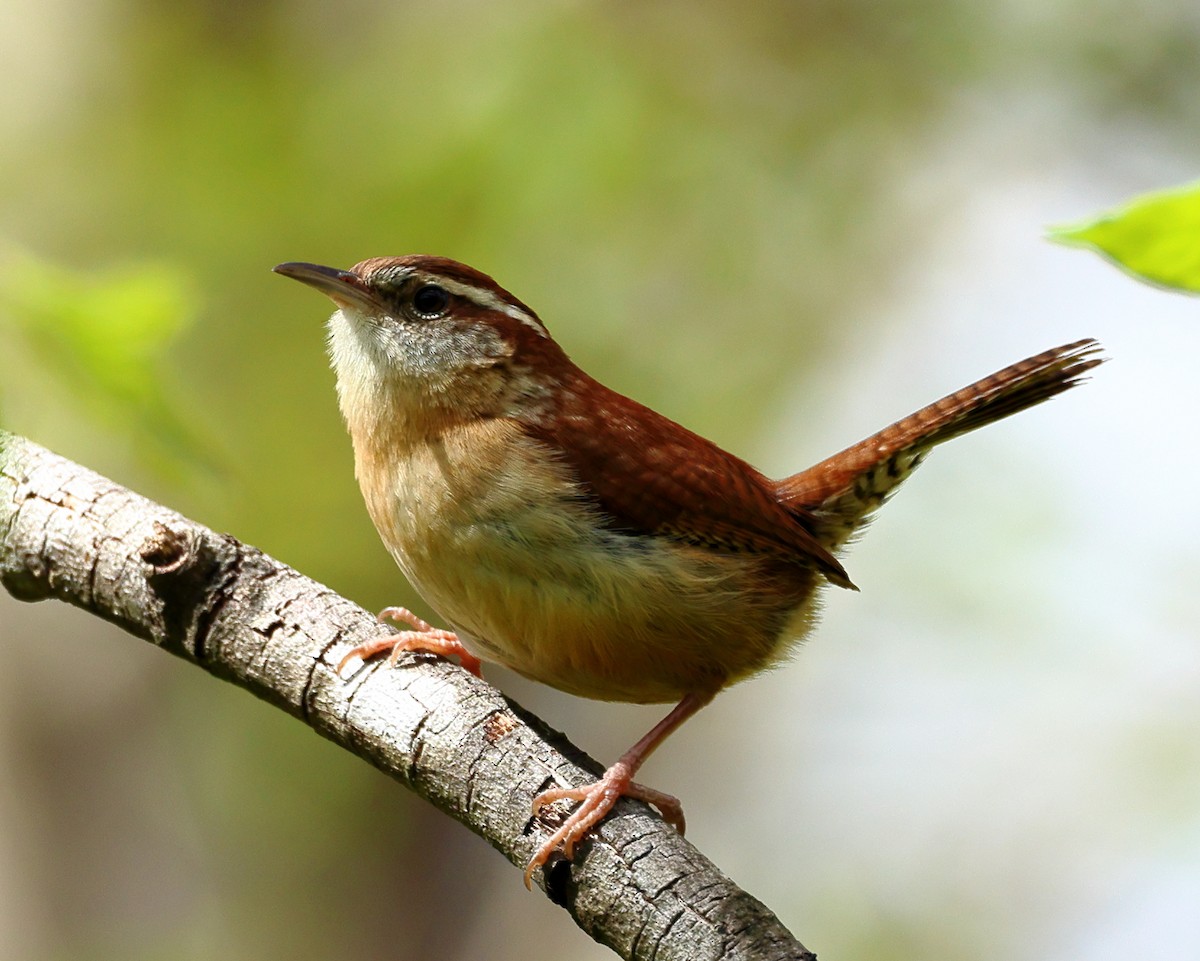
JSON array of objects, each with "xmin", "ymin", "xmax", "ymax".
[
  {"xmin": 336, "ymin": 607, "xmax": 483, "ymax": 678},
  {"xmin": 524, "ymin": 690, "xmax": 714, "ymax": 889}
]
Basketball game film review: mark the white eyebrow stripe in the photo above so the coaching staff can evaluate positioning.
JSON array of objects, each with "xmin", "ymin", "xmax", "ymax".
[{"xmin": 418, "ymin": 274, "xmax": 549, "ymax": 338}]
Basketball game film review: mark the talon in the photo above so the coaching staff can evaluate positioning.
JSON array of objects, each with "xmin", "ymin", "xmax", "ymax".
[
  {"xmin": 521, "ymin": 693, "xmax": 713, "ymax": 891},
  {"xmin": 334, "ymin": 608, "xmax": 483, "ymax": 678},
  {"xmin": 378, "ymin": 606, "xmax": 435, "ymax": 631},
  {"xmin": 522, "ymin": 768, "xmax": 684, "ymax": 890},
  {"xmin": 335, "ymin": 651, "xmax": 366, "ymax": 678}
]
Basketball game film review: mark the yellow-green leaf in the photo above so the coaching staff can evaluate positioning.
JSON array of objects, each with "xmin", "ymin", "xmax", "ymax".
[{"xmin": 1048, "ymin": 181, "xmax": 1200, "ymax": 294}]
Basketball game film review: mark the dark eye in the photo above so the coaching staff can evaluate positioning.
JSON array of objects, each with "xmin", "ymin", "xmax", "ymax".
[{"xmin": 411, "ymin": 283, "xmax": 450, "ymax": 319}]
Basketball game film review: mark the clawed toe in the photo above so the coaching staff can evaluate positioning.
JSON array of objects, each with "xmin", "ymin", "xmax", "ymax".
[
  {"xmin": 523, "ymin": 771, "xmax": 685, "ymax": 889},
  {"xmin": 521, "ymin": 693, "xmax": 714, "ymax": 890},
  {"xmin": 335, "ymin": 607, "xmax": 482, "ymax": 678}
]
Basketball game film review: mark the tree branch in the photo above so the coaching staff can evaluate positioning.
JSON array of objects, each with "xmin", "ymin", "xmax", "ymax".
[{"xmin": 0, "ymin": 430, "xmax": 817, "ymax": 961}]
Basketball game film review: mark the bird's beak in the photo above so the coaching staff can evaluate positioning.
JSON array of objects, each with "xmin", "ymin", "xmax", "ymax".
[{"xmin": 273, "ymin": 262, "xmax": 384, "ymax": 314}]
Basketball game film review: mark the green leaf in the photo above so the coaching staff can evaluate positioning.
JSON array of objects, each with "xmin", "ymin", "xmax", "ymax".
[{"xmin": 1048, "ymin": 181, "xmax": 1200, "ymax": 294}]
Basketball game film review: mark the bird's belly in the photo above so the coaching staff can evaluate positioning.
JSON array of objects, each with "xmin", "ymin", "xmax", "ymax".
[
  {"xmin": 414, "ymin": 515, "xmax": 799, "ymax": 702},
  {"xmin": 393, "ymin": 500, "xmax": 820, "ymax": 702},
  {"xmin": 358, "ymin": 423, "xmax": 818, "ymax": 703}
]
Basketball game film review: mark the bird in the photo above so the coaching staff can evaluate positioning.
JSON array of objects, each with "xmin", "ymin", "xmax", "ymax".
[{"xmin": 273, "ymin": 255, "xmax": 1102, "ymax": 888}]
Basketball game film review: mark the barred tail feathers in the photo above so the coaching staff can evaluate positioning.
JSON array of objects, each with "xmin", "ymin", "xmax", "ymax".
[{"xmin": 776, "ymin": 338, "xmax": 1103, "ymax": 552}]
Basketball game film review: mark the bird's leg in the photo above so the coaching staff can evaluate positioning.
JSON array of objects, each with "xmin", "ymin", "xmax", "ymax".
[
  {"xmin": 524, "ymin": 690, "xmax": 714, "ymax": 889},
  {"xmin": 336, "ymin": 606, "xmax": 483, "ymax": 678}
]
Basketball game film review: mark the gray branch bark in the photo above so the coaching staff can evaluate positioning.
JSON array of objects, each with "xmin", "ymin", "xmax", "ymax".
[{"xmin": 0, "ymin": 430, "xmax": 817, "ymax": 961}]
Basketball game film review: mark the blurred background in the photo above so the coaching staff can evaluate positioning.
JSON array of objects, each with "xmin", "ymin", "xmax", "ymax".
[{"xmin": 1, "ymin": 0, "xmax": 1199, "ymax": 959}]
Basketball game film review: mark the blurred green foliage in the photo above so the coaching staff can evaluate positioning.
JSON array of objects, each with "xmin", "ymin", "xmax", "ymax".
[
  {"xmin": 0, "ymin": 250, "xmax": 213, "ymax": 474},
  {"xmin": 0, "ymin": 0, "xmax": 990, "ymax": 596},
  {"xmin": 1050, "ymin": 181, "xmax": 1200, "ymax": 294},
  {"xmin": 2, "ymin": 2, "xmax": 1200, "ymax": 960}
]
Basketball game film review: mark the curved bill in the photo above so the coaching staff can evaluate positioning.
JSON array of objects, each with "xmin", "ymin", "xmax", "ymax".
[{"xmin": 273, "ymin": 262, "xmax": 384, "ymax": 314}]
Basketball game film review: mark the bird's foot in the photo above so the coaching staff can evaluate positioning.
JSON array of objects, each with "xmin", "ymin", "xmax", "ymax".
[
  {"xmin": 336, "ymin": 606, "xmax": 483, "ymax": 678},
  {"xmin": 524, "ymin": 763, "xmax": 685, "ymax": 889}
]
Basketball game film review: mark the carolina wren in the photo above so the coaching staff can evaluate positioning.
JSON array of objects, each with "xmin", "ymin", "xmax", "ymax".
[{"xmin": 274, "ymin": 256, "xmax": 1101, "ymax": 888}]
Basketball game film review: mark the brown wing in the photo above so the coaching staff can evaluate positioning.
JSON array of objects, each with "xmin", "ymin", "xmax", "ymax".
[
  {"xmin": 524, "ymin": 372, "xmax": 854, "ymax": 589},
  {"xmin": 775, "ymin": 338, "xmax": 1103, "ymax": 550}
]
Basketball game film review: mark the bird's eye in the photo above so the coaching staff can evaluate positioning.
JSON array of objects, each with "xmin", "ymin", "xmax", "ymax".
[{"xmin": 411, "ymin": 283, "xmax": 450, "ymax": 319}]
